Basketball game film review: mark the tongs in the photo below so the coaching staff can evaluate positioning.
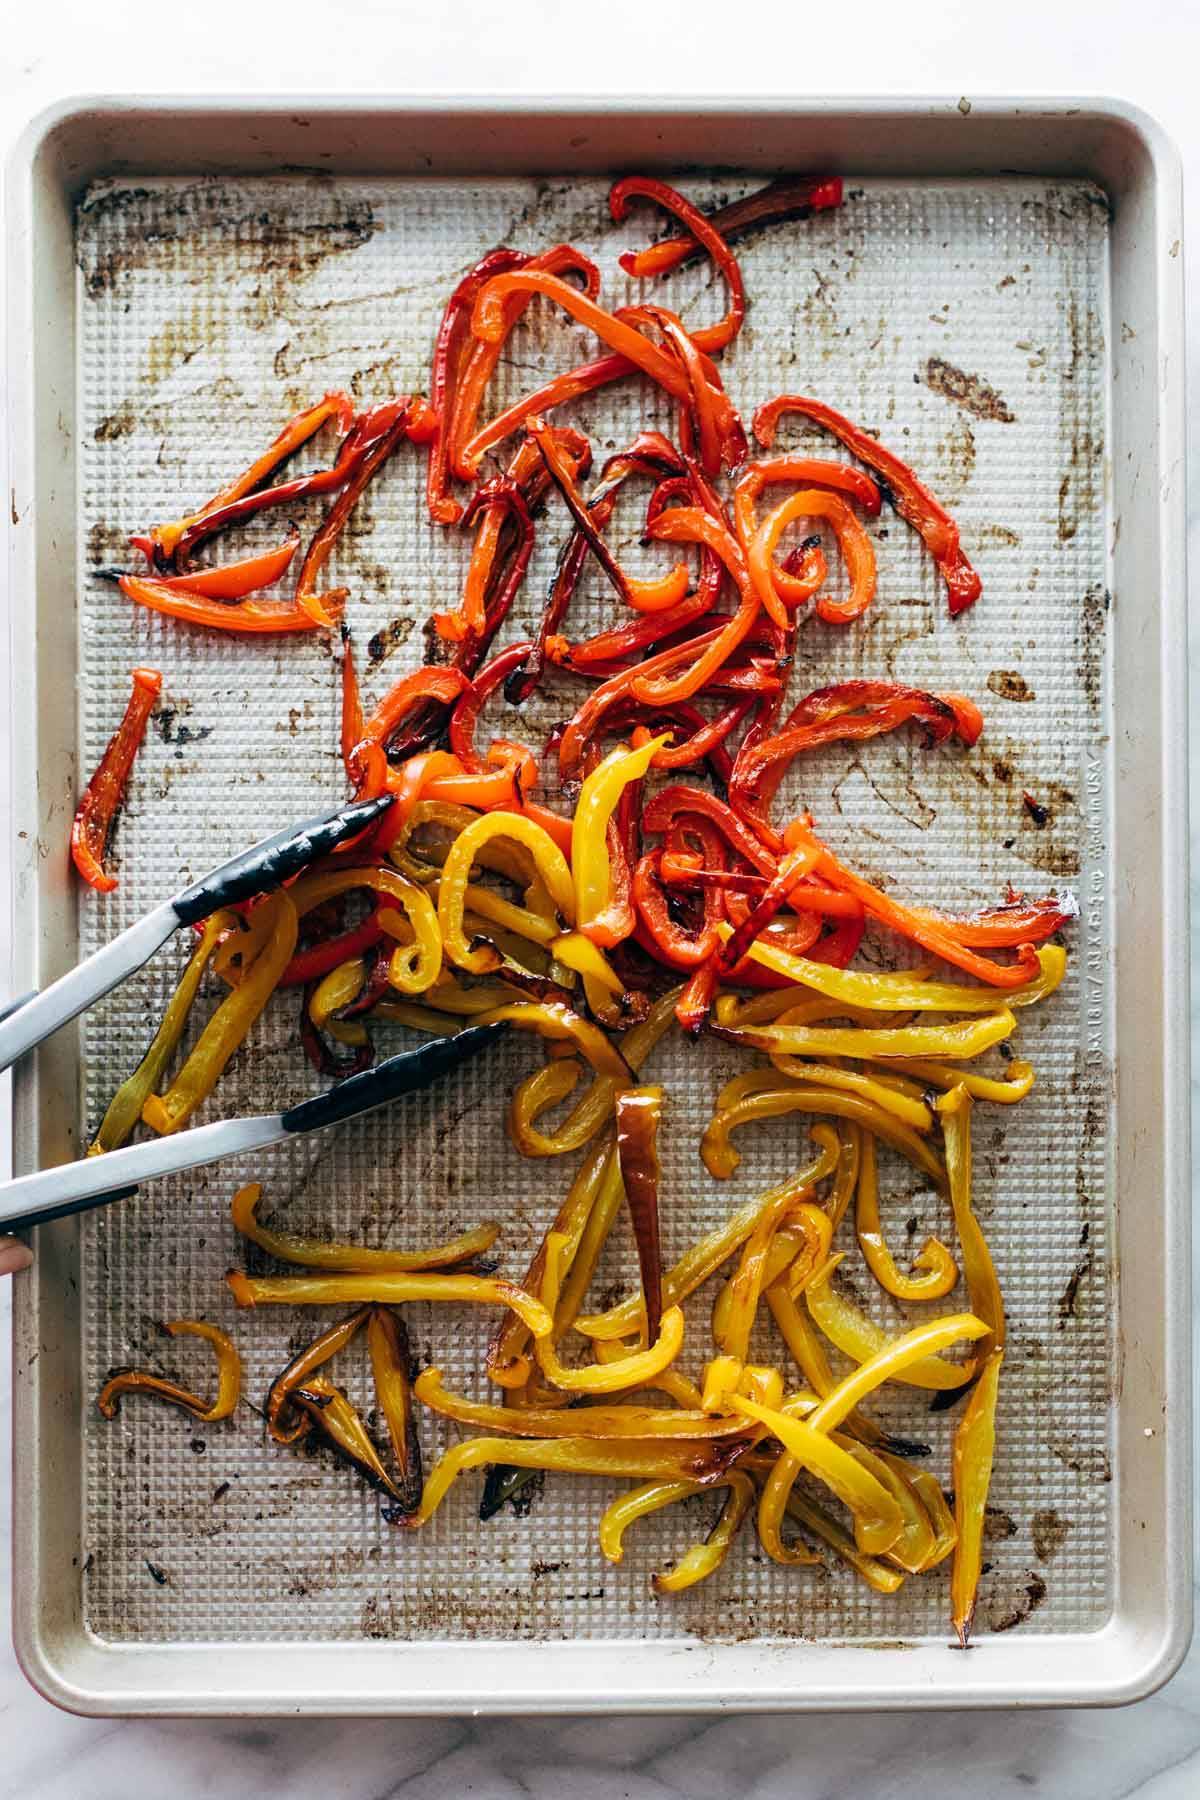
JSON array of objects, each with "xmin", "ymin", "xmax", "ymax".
[{"xmin": 0, "ymin": 795, "xmax": 507, "ymax": 1233}]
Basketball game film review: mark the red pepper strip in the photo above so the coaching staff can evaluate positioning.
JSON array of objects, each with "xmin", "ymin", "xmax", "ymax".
[
  {"xmin": 119, "ymin": 574, "xmax": 344, "ymax": 635},
  {"xmin": 472, "ymin": 272, "xmax": 693, "ymax": 404},
  {"xmin": 735, "ymin": 458, "xmax": 881, "ymax": 623},
  {"xmin": 784, "ymin": 818, "xmax": 1040, "ymax": 987},
  {"xmin": 717, "ymin": 842, "xmax": 822, "ymax": 971},
  {"xmin": 339, "ymin": 940, "xmax": 396, "ymax": 1020},
  {"xmin": 623, "ymin": 176, "xmax": 844, "ymax": 280},
  {"xmin": 558, "ymin": 581, "xmax": 714, "ymax": 672},
  {"xmin": 522, "ymin": 802, "xmax": 575, "ymax": 859},
  {"xmin": 279, "ymin": 914, "xmax": 386, "ymax": 988},
  {"xmin": 70, "ymin": 666, "xmax": 162, "ymax": 892},
  {"xmin": 556, "ymin": 626, "xmax": 732, "ymax": 789},
  {"xmin": 610, "ymin": 176, "xmax": 747, "ymax": 355},
  {"xmin": 448, "ymin": 243, "xmax": 601, "ymax": 483},
  {"xmin": 780, "ymin": 537, "xmax": 828, "ymax": 600},
  {"xmin": 149, "ymin": 532, "xmax": 300, "ymax": 599},
  {"xmin": 358, "ymin": 666, "xmax": 472, "ymax": 758},
  {"xmin": 660, "ymin": 852, "xmax": 764, "ymax": 896},
  {"xmin": 459, "ymin": 352, "xmax": 633, "ymax": 479},
  {"xmin": 131, "ymin": 392, "xmax": 354, "ymax": 570},
  {"xmin": 808, "ymin": 908, "xmax": 867, "ymax": 968},
  {"xmin": 427, "ymin": 247, "xmax": 531, "ymax": 524},
  {"xmin": 528, "ymin": 416, "xmax": 691, "ymax": 614},
  {"xmin": 615, "ymin": 1087, "xmax": 666, "ymax": 1341},
  {"xmin": 449, "ymin": 641, "xmax": 536, "ymax": 770},
  {"xmin": 295, "ymin": 398, "xmax": 419, "ymax": 627},
  {"xmin": 632, "ymin": 509, "xmax": 760, "ymax": 704},
  {"xmin": 754, "ymin": 394, "xmax": 982, "ymax": 614},
  {"xmin": 907, "ymin": 895, "xmax": 1073, "ymax": 949},
  {"xmin": 512, "ymin": 501, "xmax": 614, "ymax": 704},
  {"xmin": 168, "ymin": 400, "xmax": 407, "ymax": 572},
  {"xmin": 618, "ymin": 305, "xmax": 743, "ymax": 477},
  {"xmin": 632, "ymin": 849, "xmax": 722, "ymax": 970},
  {"xmin": 631, "ymin": 698, "xmax": 753, "ymax": 772},
  {"xmin": 340, "ymin": 633, "xmax": 365, "ymax": 784},
  {"xmin": 642, "ymin": 784, "xmax": 778, "ymax": 876},
  {"xmin": 749, "ymin": 489, "xmax": 876, "ymax": 626},
  {"xmin": 676, "ymin": 956, "xmax": 720, "ymax": 1034}
]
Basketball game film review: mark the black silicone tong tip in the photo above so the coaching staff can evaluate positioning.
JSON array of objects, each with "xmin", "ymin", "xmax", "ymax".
[
  {"xmin": 173, "ymin": 794, "xmax": 392, "ymax": 924},
  {"xmin": 280, "ymin": 1021, "xmax": 510, "ymax": 1135}
]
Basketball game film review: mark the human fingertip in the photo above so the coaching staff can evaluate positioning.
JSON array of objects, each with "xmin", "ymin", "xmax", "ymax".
[{"xmin": 0, "ymin": 1237, "xmax": 34, "ymax": 1276}]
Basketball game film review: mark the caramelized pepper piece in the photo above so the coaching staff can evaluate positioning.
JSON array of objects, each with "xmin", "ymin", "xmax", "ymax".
[
  {"xmin": 615, "ymin": 1086, "xmax": 666, "ymax": 1340},
  {"xmin": 98, "ymin": 1320, "xmax": 241, "ymax": 1423},
  {"xmin": 367, "ymin": 1308, "xmax": 423, "ymax": 1514},
  {"xmin": 71, "ymin": 667, "xmax": 163, "ymax": 892}
]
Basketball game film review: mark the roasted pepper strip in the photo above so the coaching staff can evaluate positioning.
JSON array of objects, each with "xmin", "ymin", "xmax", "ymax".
[
  {"xmin": 727, "ymin": 932, "xmax": 1065, "ymax": 1011},
  {"xmin": 743, "ymin": 1451, "xmax": 902, "ymax": 1587},
  {"xmin": 615, "ymin": 1085, "xmax": 666, "ymax": 1340},
  {"xmin": 230, "ymin": 1182, "xmax": 498, "ymax": 1273},
  {"xmin": 711, "ymin": 1201, "xmax": 832, "ymax": 1352},
  {"xmin": 754, "ymin": 393, "xmax": 982, "ymax": 613},
  {"xmin": 535, "ymin": 1232, "xmax": 685, "ymax": 1394},
  {"xmin": 97, "ymin": 1320, "xmax": 241, "ymax": 1423},
  {"xmin": 426, "ymin": 247, "xmax": 529, "ymax": 524},
  {"xmin": 574, "ymin": 736, "xmax": 670, "ymax": 947},
  {"xmin": 906, "ymin": 1466, "xmax": 958, "ymax": 1571},
  {"xmin": 600, "ymin": 1472, "xmax": 756, "ymax": 1592},
  {"xmin": 294, "ymin": 398, "xmax": 419, "ymax": 627},
  {"xmin": 471, "ymin": 271, "xmax": 694, "ymax": 404},
  {"xmin": 749, "ymin": 488, "xmax": 877, "ymax": 625},
  {"xmin": 414, "ymin": 1368, "xmax": 745, "ymax": 1439},
  {"xmin": 805, "ymin": 1313, "xmax": 989, "ymax": 1438},
  {"xmin": 141, "ymin": 893, "xmax": 297, "ymax": 1134},
  {"xmin": 724, "ymin": 1008, "xmax": 1018, "ymax": 1064},
  {"xmin": 764, "ymin": 1057, "xmax": 933, "ymax": 1132},
  {"xmin": 120, "ymin": 573, "xmax": 345, "ymax": 634},
  {"xmin": 266, "ymin": 1307, "xmax": 372, "ymax": 1445},
  {"xmin": 367, "ymin": 1308, "xmax": 423, "ymax": 1513},
  {"xmin": 700, "ymin": 1080, "xmax": 945, "ymax": 1187},
  {"xmin": 805, "ymin": 1261, "xmax": 972, "ymax": 1392},
  {"xmin": 610, "ymin": 176, "xmax": 746, "ymax": 353},
  {"xmin": 459, "ymin": 352, "xmax": 631, "ymax": 478},
  {"xmin": 855, "ymin": 1132, "xmax": 959, "ymax": 1302},
  {"xmin": 292, "ymin": 1374, "xmax": 401, "ymax": 1499},
  {"xmin": 226, "ymin": 1268, "xmax": 552, "ymax": 1340},
  {"xmin": 938, "ymin": 1085, "xmax": 1007, "ymax": 1359},
  {"xmin": 951, "ymin": 1347, "xmax": 1004, "ymax": 1646},
  {"xmin": 763, "ymin": 1281, "xmax": 901, "ymax": 1454},
  {"xmin": 730, "ymin": 1395, "xmax": 903, "ymax": 1556},
  {"xmin": 148, "ymin": 533, "xmax": 300, "ymax": 599},
  {"xmin": 71, "ymin": 667, "xmax": 162, "ymax": 892},
  {"xmin": 840, "ymin": 1439, "xmax": 936, "ymax": 1574},
  {"xmin": 91, "ymin": 909, "xmax": 235, "ymax": 1152},
  {"xmin": 622, "ymin": 176, "xmax": 843, "ymax": 279},
  {"xmin": 876, "ymin": 1056, "xmax": 1036, "ymax": 1103},
  {"xmin": 439, "ymin": 813, "xmax": 574, "ymax": 973}
]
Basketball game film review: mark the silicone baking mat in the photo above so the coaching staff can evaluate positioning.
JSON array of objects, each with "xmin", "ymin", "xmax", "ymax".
[{"xmin": 74, "ymin": 172, "xmax": 1112, "ymax": 1645}]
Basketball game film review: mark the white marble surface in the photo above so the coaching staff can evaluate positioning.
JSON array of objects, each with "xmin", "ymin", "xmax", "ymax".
[{"xmin": 2, "ymin": 1, "xmax": 1199, "ymax": 1793}]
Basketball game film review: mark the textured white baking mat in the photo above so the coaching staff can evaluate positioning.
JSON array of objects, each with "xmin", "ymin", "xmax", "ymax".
[{"xmin": 74, "ymin": 172, "xmax": 1111, "ymax": 1645}]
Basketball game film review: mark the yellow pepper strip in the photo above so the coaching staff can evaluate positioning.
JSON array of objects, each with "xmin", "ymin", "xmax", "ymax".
[
  {"xmin": 373, "ymin": 1001, "xmax": 468, "ymax": 1034},
  {"xmin": 765, "ymin": 1054, "xmax": 934, "ymax": 1130},
  {"xmin": 508, "ymin": 1057, "xmax": 587, "ymax": 1156},
  {"xmin": 265, "ymin": 1307, "xmax": 372, "ymax": 1445},
  {"xmin": 397, "ymin": 1433, "xmax": 753, "ymax": 1528},
  {"xmin": 746, "ymin": 1447, "xmax": 825, "ymax": 1566},
  {"xmin": 839, "ymin": 1438, "xmax": 936, "ymax": 1574},
  {"xmin": 763, "ymin": 1280, "xmax": 894, "ymax": 1451},
  {"xmin": 414, "ymin": 1366, "xmax": 746, "ymax": 1438},
  {"xmin": 291, "ymin": 1373, "xmax": 402, "ymax": 1499},
  {"xmin": 901, "ymin": 1464, "xmax": 958, "ymax": 1570},
  {"xmin": 855, "ymin": 1131, "xmax": 959, "ymax": 1302},
  {"xmin": 547, "ymin": 1146, "xmax": 629, "ymax": 1348},
  {"xmin": 142, "ymin": 892, "xmax": 298, "ymax": 1135},
  {"xmin": 551, "ymin": 931, "xmax": 625, "ymax": 995},
  {"xmin": 873, "ymin": 1055, "xmax": 1035, "ymax": 1103},
  {"xmin": 719, "ymin": 928, "xmax": 1067, "ymax": 1013},
  {"xmin": 423, "ymin": 973, "xmax": 524, "ymax": 1015},
  {"xmin": 97, "ymin": 1319, "xmax": 241, "ymax": 1423},
  {"xmin": 475, "ymin": 1000, "xmax": 632, "ymax": 1082},
  {"xmin": 826, "ymin": 1122, "xmax": 862, "ymax": 1231},
  {"xmin": 805, "ymin": 1311, "xmax": 988, "ymax": 1437},
  {"xmin": 225, "ymin": 1268, "xmax": 552, "ymax": 1341},
  {"xmin": 90, "ymin": 910, "xmax": 236, "ymax": 1154},
  {"xmin": 805, "ymin": 1262, "xmax": 973, "ymax": 1392},
  {"xmin": 951, "ymin": 1347, "xmax": 1004, "ymax": 1647},
  {"xmin": 462, "ymin": 912, "xmax": 553, "ymax": 973},
  {"xmin": 211, "ymin": 899, "xmax": 278, "ymax": 985},
  {"xmin": 701, "ymin": 1082, "xmax": 945, "ymax": 1187},
  {"xmin": 738, "ymin": 1010, "xmax": 1018, "ymax": 1064},
  {"xmin": 535, "ymin": 1232, "xmax": 686, "ymax": 1394},
  {"xmin": 391, "ymin": 799, "xmax": 543, "ymax": 891},
  {"xmin": 573, "ymin": 735, "xmax": 670, "ymax": 947},
  {"xmin": 439, "ymin": 813, "xmax": 574, "ymax": 973},
  {"xmin": 487, "ymin": 1135, "xmax": 614, "ymax": 1388},
  {"xmin": 711, "ymin": 1202, "xmax": 832, "ymax": 1348},
  {"xmin": 743, "ymin": 1455, "xmax": 905, "ymax": 1590},
  {"xmin": 714, "ymin": 1188, "xmax": 813, "ymax": 1363},
  {"xmin": 371, "ymin": 879, "xmax": 443, "ymax": 993},
  {"xmin": 366, "ymin": 1308, "xmax": 422, "ymax": 1513},
  {"xmin": 730, "ymin": 1394, "xmax": 903, "ymax": 1556},
  {"xmin": 230, "ymin": 1182, "xmax": 499, "ymax": 1273},
  {"xmin": 309, "ymin": 956, "xmax": 369, "ymax": 1046},
  {"xmin": 576, "ymin": 1132, "xmax": 841, "ymax": 1341},
  {"xmin": 589, "ymin": 1338, "xmax": 709, "ymax": 1409},
  {"xmin": 601, "ymin": 1473, "xmax": 757, "ymax": 1592},
  {"xmin": 938, "ymin": 1085, "xmax": 1006, "ymax": 1360},
  {"xmin": 714, "ymin": 988, "xmax": 905, "ymax": 1029}
]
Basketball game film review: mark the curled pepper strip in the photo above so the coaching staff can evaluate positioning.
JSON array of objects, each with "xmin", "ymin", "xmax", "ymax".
[
  {"xmin": 97, "ymin": 1320, "xmax": 241, "ymax": 1423},
  {"xmin": 763, "ymin": 1056, "xmax": 933, "ymax": 1133},
  {"xmin": 615, "ymin": 1085, "xmax": 666, "ymax": 1341},
  {"xmin": 459, "ymin": 352, "xmax": 631, "ymax": 479},
  {"xmin": 712, "ymin": 1189, "xmax": 828, "ymax": 1365},
  {"xmin": 622, "ymin": 175, "xmax": 844, "ymax": 280},
  {"xmin": 951, "ymin": 1347, "xmax": 1004, "ymax": 1646},
  {"xmin": 71, "ymin": 667, "xmax": 162, "ymax": 892},
  {"xmin": 395, "ymin": 1432, "xmax": 753, "ymax": 1529},
  {"xmin": 226, "ymin": 1268, "xmax": 553, "ymax": 1341},
  {"xmin": 535, "ymin": 1232, "xmax": 686, "ymax": 1394},
  {"xmin": 635, "ymin": 509, "xmax": 761, "ymax": 704},
  {"xmin": 230, "ymin": 1182, "xmax": 498, "ymax": 1273},
  {"xmin": 131, "ymin": 390, "xmax": 353, "ymax": 567},
  {"xmin": 805, "ymin": 1312, "xmax": 989, "ymax": 1439},
  {"xmin": 840, "ymin": 1438, "xmax": 937, "ymax": 1573},
  {"xmin": 414, "ymin": 1367, "xmax": 745, "ymax": 1439},
  {"xmin": 599, "ymin": 1472, "xmax": 757, "ymax": 1592},
  {"xmin": 710, "ymin": 1200, "xmax": 833, "ymax": 1350},
  {"xmin": 367, "ymin": 1308, "xmax": 423, "ymax": 1515},
  {"xmin": 141, "ymin": 893, "xmax": 298, "ymax": 1135},
  {"xmin": 120, "ymin": 572, "xmax": 345, "ymax": 635},
  {"xmin": 286, "ymin": 864, "xmax": 445, "ymax": 995},
  {"xmin": 805, "ymin": 1261, "xmax": 972, "ymax": 1393},
  {"xmin": 855, "ymin": 1133, "xmax": 959, "ymax": 1302},
  {"xmin": 762, "ymin": 1280, "xmax": 905, "ymax": 1456},
  {"xmin": 294, "ymin": 398, "xmax": 420, "ymax": 627},
  {"xmin": 266, "ymin": 1307, "xmax": 372, "ymax": 1445},
  {"xmin": 292, "ymin": 1374, "xmax": 402, "ymax": 1499},
  {"xmin": 426, "ymin": 247, "xmax": 530, "ymax": 524},
  {"xmin": 742, "ymin": 1452, "xmax": 900, "ymax": 1586},
  {"xmin": 938, "ymin": 1085, "xmax": 1006, "ymax": 1359},
  {"xmin": 700, "ymin": 1079, "xmax": 945, "ymax": 1188},
  {"xmin": 610, "ymin": 175, "xmax": 747, "ymax": 353},
  {"xmin": 730, "ymin": 1395, "xmax": 903, "ymax": 1557},
  {"xmin": 876, "ymin": 1056, "xmax": 1036, "ymax": 1103},
  {"xmin": 439, "ymin": 812, "xmax": 575, "ymax": 974},
  {"xmin": 749, "ymin": 487, "xmax": 876, "ymax": 626},
  {"xmin": 574, "ymin": 736, "xmax": 670, "ymax": 947},
  {"xmin": 754, "ymin": 393, "xmax": 982, "ymax": 614}
]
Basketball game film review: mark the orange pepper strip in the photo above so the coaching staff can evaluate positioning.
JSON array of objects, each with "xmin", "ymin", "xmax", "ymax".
[
  {"xmin": 633, "ymin": 509, "xmax": 760, "ymax": 704},
  {"xmin": 150, "ymin": 532, "xmax": 300, "ymax": 599},
  {"xmin": 471, "ymin": 271, "xmax": 693, "ymax": 404},
  {"xmin": 734, "ymin": 458, "xmax": 881, "ymax": 618},
  {"xmin": 120, "ymin": 574, "xmax": 345, "ymax": 635},
  {"xmin": 294, "ymin": 399, "xmax": 418, "ymax": 627},
  {"xmin": 749, "ymin": 489, "xmax": 876, "ymax": 626},
  {"xmin": 458, "ymin": 353, "xmax": 632, "ymax": 480},
  {"xmin": 610, "ymin": 175, "xmax": 747, "ymax": 353},
  {"xmin": 70, "ymin": 666, "xmax": 162, "ymax": 893}
]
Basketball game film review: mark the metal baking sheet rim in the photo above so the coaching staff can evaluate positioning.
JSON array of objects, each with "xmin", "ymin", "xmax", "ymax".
[{"xmin": 4, "ymin": 94, "xmax": 1190, "ymax": 1716}]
